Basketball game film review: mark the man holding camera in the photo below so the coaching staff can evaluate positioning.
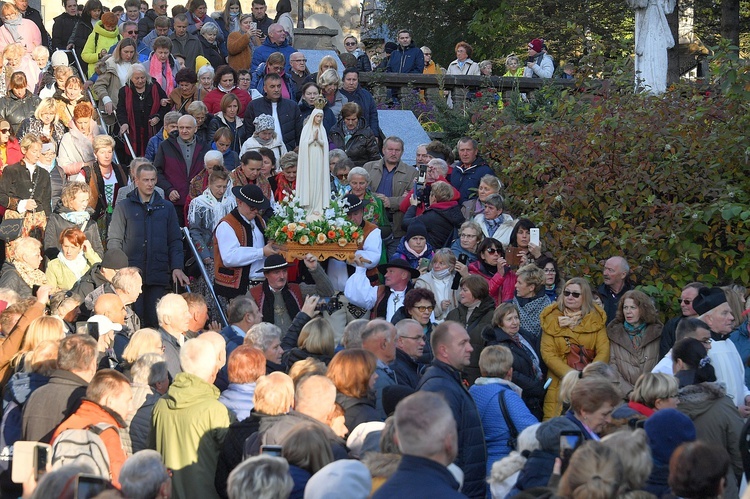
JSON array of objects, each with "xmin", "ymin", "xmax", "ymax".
[{"xmin": 248, "ymin": 254, "xmax": 335, "ymax": 333}]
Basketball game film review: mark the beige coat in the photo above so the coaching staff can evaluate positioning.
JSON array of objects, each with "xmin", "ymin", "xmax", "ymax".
[{"xmin": 607, "ymin": 321, "xmax": 662, "ymax": 394}]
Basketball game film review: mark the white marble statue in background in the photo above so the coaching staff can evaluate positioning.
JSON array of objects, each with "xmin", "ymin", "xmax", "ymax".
[{"xmin": 627, "ymin": 0, "xmax": 676, "ymax": 94}]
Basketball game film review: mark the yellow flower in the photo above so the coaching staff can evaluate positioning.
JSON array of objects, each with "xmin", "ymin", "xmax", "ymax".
[
  {"xmin": 338, "ymin": 238, "xmax": 348, "ymax": 247},
  {"xmin": 316, "ymin": 233, "xmax": 327, "ymax": 244},
  {"xmin": 357, "ymin": 236, "xmax": 364, "ymax": 245},
  {"xmin": 298, "ymin": 235, "xmax": 309, "ymax": 245}
]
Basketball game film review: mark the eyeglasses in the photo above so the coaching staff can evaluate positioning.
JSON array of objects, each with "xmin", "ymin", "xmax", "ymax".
[
  {"xmin": 563, "ymin": 290, "xmax": 581, "ymax": 298},
  {"xmin": 336, "ymin": 173, "xmax": 348, "ymax": 180},
  {"xmin": 401, "ymin": 334, "xmax": 426, "ymax": 341},
  {"xmin": 544, "ymin": 269, "xmax": 556, "ymax": 274},
  {"xmin": 0, "ymin": 129, "xmax": 9, "ymax": 134},
  {"xmin": 680, "ymin": 299, "xmax": 692, "ymax": 305},
  {"xmin": 460, "ymin": 233, "xmax": 477, "ymax": 238},
  {"xmin": 345, "ymin": 42, "xmax": 357, "ymax": 46},
  {"xmin": 126, "ymin": 30, "xmax": 137, "ymax": 34},
  {"xmin": 485, "ymin": 248, "xmax": 499, "ymax": 254},
  {"xmin": 699, "ymin": 338, "xmax": 712, "ymax": 345},
  {"xmin": 413, "ymin": 305, "xmax": 434, "ymax": 313}
]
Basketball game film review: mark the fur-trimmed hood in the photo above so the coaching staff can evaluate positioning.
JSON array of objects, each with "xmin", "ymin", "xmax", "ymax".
[{"xmin": 677, "ymin": 381, "xmax": 727, "ymax": 419}]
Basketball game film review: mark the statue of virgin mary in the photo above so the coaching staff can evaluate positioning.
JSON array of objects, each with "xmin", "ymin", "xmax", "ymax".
[{"xmin": 296, "ymin": 99, "xmax": 331, "ymax": 219}]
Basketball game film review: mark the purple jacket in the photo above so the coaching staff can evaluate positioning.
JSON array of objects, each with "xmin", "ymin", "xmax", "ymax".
[{"xmin": 154, "ymin": 136, "xmax": 208, "ymax": 206}]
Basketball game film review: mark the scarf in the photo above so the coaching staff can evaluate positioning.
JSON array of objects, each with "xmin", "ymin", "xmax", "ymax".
[
  {"xmin": 623, "ymin": 321, "xmax": 647, "ymax": 349},
  {"xmin": 125, "ymin": 83, "xmax": 161, "ymax": 142},
  {"xmin": 507, "ymin": 330, "xmax": 543, "ymax": 381},
  {"xmin": 58, "ymin": 250, "xmax": 89, "ymax": 279},
  {"xmin": 558, "ymin": 309, "xmax": 583, "ymax": 328},
  {"xmin": 217, "ymin": 84, "xmax": 235, "ymax": 93},
  {"xmin": 274, "ymin": 172, "xmax": 294, "ymax": 201},
  {"xmin": 404, "ymin": 240, "xmax": 427, "ymax": 259},
  {"xmin": 13, "ymin": 260, "xmax": 47, "ymax": 288},
  {"xmin": 3, "ymin": 16, "xmax": 23, "ymax": 43},
  {"xmin": 187, "ymin": 187, "xmax": 236, "ymax": 232},
  {"xmin": 485, "ymin": 215, "xmax": 503, "ymax": 236},
  {"xmin": 230, "ymin": 168, "xmax": 272, "ymax": 200},
  {"xmin": 432, "ymin": 268, "xmax": 451, "ymax": 280},
  {"xmin": 260, "ymin": 281, "xmax": 301, "ymax": 324},
  {"xmin": 60, "ymin": 210, "xmax": 91, "ymax": 227},
  {"xmin": 478, "ymin": 260, "xmax": 496, "ymax": 278},
  {"xmin": 149, "ymin": 56, "xmax": 173, "ymax": 94}
]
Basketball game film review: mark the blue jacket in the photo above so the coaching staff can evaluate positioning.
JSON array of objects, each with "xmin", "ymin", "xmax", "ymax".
[
  {"xmin": 387, "ymin": 42, "xmax": 425, "ymax": 74},
  {"xmin": 145, "ymin": 129, "xmax": 166, "ymax": 162},
  {"xmin": 392, "ymin": 236, "xmax": 434, "ymax": 269},
  {"xmin": 730, "ymin": 319, "xmax": 750, "ymax": 391},
  {"xmin": 417, "ymin": 360, "xmax": 487, "ymax": 499},
  {"xmin": 218, "ymin": 382, "xmax": 256, "ymax": 421},
  {"xmin": 339, "ymin": 86, "xmax": 381, "ymax": 138},
  {"xmin": 251, "ymin": 64, "xmax": 298, "ymax": 102},
  {"xmin": 450, "ymin": 157, "xmax": 494, "ymax": 202},
  {"xmin": 220, "ymin": 324, "xmax": 245, "ymax": 358},
  {"xmin": 373, "ymin": 455, "xmax": 466, "ymax": 499},
  {"xmin": 469, "ymin": 380, "xmax": 538, "ymax": 476},
  {"xmin": 107, "ymin": 189, "xmax": 184, "ymax": 287},
  {"xmin": 251, "ymin": 37, "xmax": 296, "ymax": 73}
]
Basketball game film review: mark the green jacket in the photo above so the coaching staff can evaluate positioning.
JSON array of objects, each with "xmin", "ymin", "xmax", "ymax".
[{"xmin": 150, "ymin": 372, "xmax": 232, "ymax": 499}]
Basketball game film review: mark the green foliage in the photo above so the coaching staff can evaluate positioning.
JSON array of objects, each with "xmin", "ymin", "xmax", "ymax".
[{"xmin": 466, "ymin": 46, "xmax": 750, "ymax": 319}]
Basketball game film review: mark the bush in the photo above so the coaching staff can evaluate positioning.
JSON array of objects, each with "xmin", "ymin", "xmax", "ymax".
[{"xmin": 468, "ymin": 44, "xmax": 750, "ymax": 318}]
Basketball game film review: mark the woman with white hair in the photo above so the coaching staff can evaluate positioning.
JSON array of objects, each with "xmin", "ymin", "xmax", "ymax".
[
  {"xmin": 317, "ymin": 69, "xmax": 343, "ymax": 120},
  {"xmin": 0, "ymin": 237, "xmax": 46, "ymax": 297},
  {"xmin": 197, "ymin": 64, "xmax": 215, "ymax": 100},
  {"xmin": 199, "ymin": 22, "xmax": 226, "ymax": 70},
  {"xmin": 116, "ymin": 63, "xmax": 169, "ymax": 158}
]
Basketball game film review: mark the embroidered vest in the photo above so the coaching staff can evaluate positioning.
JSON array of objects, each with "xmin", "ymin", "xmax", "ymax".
[{"xmin": 213, "ymin": 208, "xmax": 264, "ymax": 298}]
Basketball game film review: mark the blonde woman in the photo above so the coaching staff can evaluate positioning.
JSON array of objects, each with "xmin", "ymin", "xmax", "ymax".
[
  {"xmin": 11, "ymin": 315, "xmax": 65, "ymax": 372},
  {"xmin": 120, "ymin": 328, "xmax": 163, "ymax": 377},
  {"xmin": 284, "ymin": 317, "xmax": 336, "ymax": 368},
  {"xmin": 16, "ymin": 98, "xmax": 66, "ymax": 144},
  {"xmin": 317, "ymin": 68, "xmax": 343, "ymax": 119}
]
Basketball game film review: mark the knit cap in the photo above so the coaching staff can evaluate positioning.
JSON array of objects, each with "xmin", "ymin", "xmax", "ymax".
[
  {"xmin": 644, "ymin": 408, "xmax": 696, "ymax": 464},
  {"xmin": 253, "ymin": 114, "xmax": 275, "ymax": 133},
  {"xmin": 528, "ymin": 38, "xmax": 543, "ymax": 53},
  {"xmin": 405, "ymin": 221, "xmax": 428, "ymax": 242}
]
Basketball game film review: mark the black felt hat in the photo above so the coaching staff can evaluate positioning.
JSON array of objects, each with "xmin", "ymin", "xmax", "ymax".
[
  {"xmin": 377, "ymin": 258, "xmax": 420, "ymax": 280},
  {"xmin": 692, "ymin": 287, "xmax": 727, "ymax": 315},
  {"xmin": 262, "ymin": 254, "xmax": 290, "ymax": 273},
  {"xmin": 232, "ymin": 184, "xmax": 270, "ymax": 210}
]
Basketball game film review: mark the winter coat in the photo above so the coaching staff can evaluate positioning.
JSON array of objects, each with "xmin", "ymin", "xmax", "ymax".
[
  {"xmin": 328, "ymin": 119, "xmax": 380, "ymax": 166},
  {"xmin": 512, "ymin": 290, "xmax": 552, "ymax": 338},
  {"xmin": 729, "ymin": 319, "xmax": 750, "ymax": 390},
  {"xmin": 372, "ymin": 455, "xmax": 465, "ymax": 499},
  {"xmin": 70, "ymin": 17, "xmax": 94, "ymax": 74},
  {"xmin": 169, "ymin": 33, "xmax": 204, "ymax": 72},
  {"xmin": 403, "ymin": 200, "xmax": 465, "ymax": 249},
  {"xmin": 508, "ymin": 449, "xmax": 557, "ymax": 496},
  {"xmin": 154, "ymin": 135, "xmax": 208, "ymax": 209},
  {"xmin": 226, "ymin": 30, "xmax": 252, "ymax": 73},
  {"xmin": 467, "ymin": 260, "xmax": 506, "ymax": 305},
  {"xmin": 0, "ymin": 136, "xmax": 22, "ymax": 170},
  {"xmin": 0, "ymin": 161, "xmax": 52, "ymax": 216},
  {"xmin": 482, "ymin": 326, "xmax": 545, "ymax": 420},
  {"xmin": 469, "ymin": 378, "xmax": 538, "ymax": 476},
  {"xmin": 474, "ymin": 212, "xmax": 516, "ymax": 248},
  {"xmin": 204, "ymin": 87, "xmax": 251, "ymax": 116},
  {"xmin": 539, "ymin": 303, "xmax": 610, "ymax": 420},
  {"xmin": 262, "ymin": 410, "xmax": 348, "ymax": 459},
  {"xmin": 597, "ymin": 281, "xmax": 633, "ymax": 325},
  {"xmin": 0, "ymin": 90, "xmax": 41, "ymax": 134},
  {"xmin": 70, "ymin": 263, "xmax": 109, "ymax": 305},
  {"xmin": 251, "ymin": 65, "xmax": 297, "ymax": 102},
  {"xmin": 445, "ymin": 296, "xmax": 496, "ymax": 384},
  {"xmin": 52, "ymin": 12, "xmax": 80, "ymax": 50},
  {"xmin": 207, "ymin": 113, "xmax": 246, "ymax": 152},
  {"xmin": 339, "ymin": 86, "xmax": 380, "ymax": 138},
  {"xmin": 607, "ymin": 321, "xmax": 662, "ymax": 394},
  {"xmin": 199, "ymin": 35, "xmax": 227, "ymax": 70},
  {"xmin": 392, "ymin": 236, "xmax": 434, "ymax": 270},
  {"xmin": 51, "ymin": 399, "xmax": 127, "ymax": 487},
  {"xmin": 81, "ymin": 22, "xmax": 122, "ymax": 77},
  {"xmin": 417, "ymin": 359, "xmax": 487, "ymax": 499},
  {"xmin": 44, "ymin": 202, "xmax": 104, "ymax": 260},
  {"xmin": 45, "ymin": 246, "xmax": 102, "ymax": 291},
  {"xmin": 0, "ymin": 262, "xmax": 32, "ymax": 298},
  {"xmin": 386, "ymin": 41, "xmax": 424, "ymax": 74},
  {"xmin": 21, "ymin": 369, "xmax": 88, "ymax": 443},
  {"xmin": 392, "ymin": 347, "xmax": 421, "ymax": 389},
  {"xmin": 450, "ymin": 157, "xmax": 494, "ymax": 202},
  {"xmin": 218, "ymin": 382, "xmax": 256, "ymax": 421},
  {"xmin": 336, "ymin": 391, "xmax": 380, "ymax": 434},
  {"xmin": 91, "ymin": 57, "xmax": 127, "ymax": 125},
  {"xmin": 446, "ymin": 58, "xmax": 481, "ymax": 76},
  {"xmin": 124, "ymin": 383, "xmax": 161, "ymax": 455},
  {"xmin": 145, "ymin": 129, "xmax": 167, "ymax": 162},
  {"xmin": 150, "ymin": 372, "xmax": 232, "ymax": 499},
  {"xmin": 15, "ymin": 117, "xmax": 66, "ymax": 145},
  {"xmin": 678, "ymin": 382, "xmax": 744, "ymax": 499},
  {"xmin": 137, "ymin": 9, "xmax": 158, "ymax": 41},
  {"xmin": 0, "ymin": 19, "xmax": 41, "ymax": 55},
  {"xmin": 244, "ymin": 96, "xmax": 303, "ymax": 151},
  {"xmin": 298, "ymin": 98, "xmax": 336, "ymax": 132},
  {"xmin": 251, "ymin": 37, "xmax": 296, "ymax": 73},
  {"xmin": 107, "ymin": 189, "xmax": 184, "ymax": 287}
]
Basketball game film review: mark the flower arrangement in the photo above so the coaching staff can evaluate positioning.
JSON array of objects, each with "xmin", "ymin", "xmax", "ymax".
[{"xmin": 265, "ymin": 192, "xmax": 364, "ymax": 247}]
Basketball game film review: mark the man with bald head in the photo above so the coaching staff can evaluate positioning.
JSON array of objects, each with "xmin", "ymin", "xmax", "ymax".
[
  {"xmin": 597, "ymin": 256, "xmax": 632, "ymax": 324},
  {"xmin": 251, "ymin": 22, "xmax": 296, "ymax": 72},
  {"xmin": 198, "ymin": 330, "xmax": 230, "ymax": 391},
  {"xmin": 262, "ymin": 374, "xmax": 348, "ymax": 458},
  {"xmin": 154, "ymin": 114, "xmax": 208, "ymax": 225},
  {"xmin": 155, "ymin": 293, "xmax": 191, "ymax": 378}
]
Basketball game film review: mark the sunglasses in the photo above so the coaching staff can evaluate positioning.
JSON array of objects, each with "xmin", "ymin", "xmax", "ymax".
[
  {"xmin": 680, "ymin": 299, "xmax": 692, "ymax": 305},
  {"xmin": 0, "ymin": 129, "xmax": 10, "ymax": 133},
  {"xmin": 563, "ymin": 290, "xmax": 581, "ymax": 298},
  {"xmin": 336, "ymin": 173, "xmax": 348, "ymax": 180},
  {"xmin": 126, "ymin": 30, "xmax": 137, "ymax": 34},
  {"xmin": 345, "ymin": 42, "xmax": 357, "ymax": 46},
  {"xmin": 485, "ymin": 248, "xmax": 499, "ymax": 254},
  {"xmin": 413, "ymin": 305, "xmax": 434, "ymax": 313}
]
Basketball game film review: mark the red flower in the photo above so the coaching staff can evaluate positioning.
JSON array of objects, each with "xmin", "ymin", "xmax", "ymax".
[{"xmin": 475, "ymin": 91, "xmax": 483, "ymax": 97}]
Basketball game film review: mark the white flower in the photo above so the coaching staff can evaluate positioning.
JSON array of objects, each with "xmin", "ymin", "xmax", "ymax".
[
  {"xmin": 325, "ymin": 208, "xmax": 336, "ymax": 219},
  {"xmin": 691, "ymin": 213, "xmax": 698, "ymax": 219},
  {"xmin": 664, "ymin": 144, "xmax": 672, "ymax": 151},
  {"xmin": 555, "ymin": 195, "xmax": 562, "ymax": 202}
]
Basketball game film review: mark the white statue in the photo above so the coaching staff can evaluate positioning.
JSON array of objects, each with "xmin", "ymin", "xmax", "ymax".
[
  {"xmin": 627, "ymin": 0, "xmax": 676, "ymax": 94},
  {"xmin": 296, "ymin": 103, "xmax": 331, "ymax": 220}
]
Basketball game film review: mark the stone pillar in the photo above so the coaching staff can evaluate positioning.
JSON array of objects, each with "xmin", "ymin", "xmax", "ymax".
[{"xmin": 293, "ymin": 27, "xmax": 339, "ymax": 50}]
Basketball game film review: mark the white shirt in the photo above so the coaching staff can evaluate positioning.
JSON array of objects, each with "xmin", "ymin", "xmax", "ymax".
[
  {"xmin": 344, "ymin": 265, "xmax": 406, "ymax": 322},
  {"xmin": 651, "ymin": 349, "xmax": 674, "ymax": 375},
  {"xmin": 708, "ymin": 338, "xmax": 750, "ymax": 406},
  {"xmin": 231, "ymin": 324, "xmax": 246, "ymax": 338},
  {"xmin": 215, "ymin": 212, "xmax": 265, "ymax": 280},
  {"xmin": 271, "ymin": 102, "xmax": 283, "ymax": 143},
  {"xmin": 327, "ymin": 227, "xmax": 381, "ymax": 292}
]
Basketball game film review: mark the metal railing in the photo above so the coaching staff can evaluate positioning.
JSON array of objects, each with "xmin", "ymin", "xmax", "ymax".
[{"xmin": 182, "ymin": 227, "xmax": 229, "ymax": 328}]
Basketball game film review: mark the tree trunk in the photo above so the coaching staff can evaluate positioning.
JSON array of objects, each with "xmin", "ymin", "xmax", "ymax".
[
  {"xmin": 721, "ymin": 0, "xmax": 740, "ymax": 46},
  {"xmin": 666, "ymin": 0, "xmax": 681, "ymax": 85}
]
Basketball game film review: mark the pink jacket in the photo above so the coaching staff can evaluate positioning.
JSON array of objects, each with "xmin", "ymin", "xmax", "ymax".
[{"xmin": 0, "ymin": 19, "xmax": 42, "ymax": 55}]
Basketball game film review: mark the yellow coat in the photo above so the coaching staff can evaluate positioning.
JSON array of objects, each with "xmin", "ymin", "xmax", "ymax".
[
  {"xmin": 539, "ymin": 303, "xmax": 610, "ymax": 420},
  {"xmin": 45, "ymin": 247, "xmax": 102, "ymax": 291}
]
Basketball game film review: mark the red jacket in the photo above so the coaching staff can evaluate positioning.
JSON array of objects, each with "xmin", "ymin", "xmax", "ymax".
[
  {"xmin": 398, "ymin": 176, "xmax": 461, "ymax": 215},
  {"xmin": 0, "ymin": 138, "xmax": 23, "ymax": 171},
  {"xmin": 202, "ymin": 87, "xmax": 251, "ymax": 116},
  {"xmin": 153, "ymin": 136, "xmax": 209, "ymax": 207},
  {"xmin": 51, "ymin": 399, "xmax": 127, "ymax": 488}
]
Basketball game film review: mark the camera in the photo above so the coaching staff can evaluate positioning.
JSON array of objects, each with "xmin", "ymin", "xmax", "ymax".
[
  {"xmin": 316, "ymin": 296, "xmax": 342, "ymax": 314},
  {"xmin": 527, "ymin": 56, "xmax": 536, "ymax": 64},
  {"xmin": 417, "ymin": 164, "xmax": 428, "ymax": 185}
]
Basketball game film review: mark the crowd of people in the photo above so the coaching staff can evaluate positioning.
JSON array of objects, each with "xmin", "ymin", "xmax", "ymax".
[{"xmin": 0, "ymin": 0, "xmax": 748, "ymax": 498}]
